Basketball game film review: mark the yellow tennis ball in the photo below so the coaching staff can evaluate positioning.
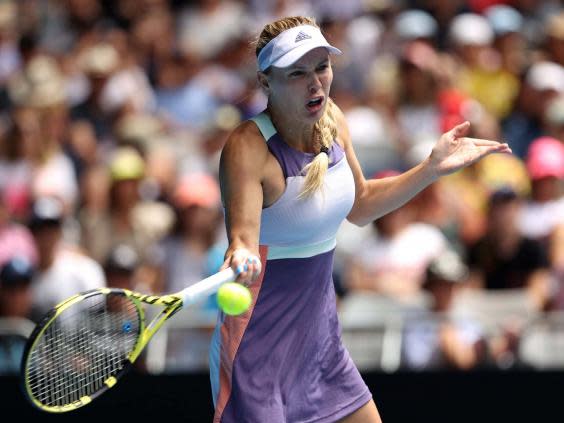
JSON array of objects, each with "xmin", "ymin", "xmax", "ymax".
[{"xmin": 217, "ymin": 282, "xmax": 252, "ymax": 316}]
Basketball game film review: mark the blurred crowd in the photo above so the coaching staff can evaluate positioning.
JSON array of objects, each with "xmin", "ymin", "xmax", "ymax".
[{"xmin": 1, "ymin": 0, "xmax": 564, "ymax": 374}]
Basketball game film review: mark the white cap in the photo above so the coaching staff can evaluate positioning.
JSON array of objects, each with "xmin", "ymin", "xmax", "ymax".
[
  {"xmin": 257, "ymin": 25, "xmax": 342, "ymax": 72},
  {"xmin": 449, "ymin": 13, "xmax": 494, "ymax": 46},
  {"xmin": 526, "ymin": 61, "xmax": 564, "ymax": 93},
  {"xmin": 394, "ymin": 9, "xmax": 438, "ymax": 40},
  {"xmin": 484, "ymin": 5, "xmax": 523, "ymax": 36}
]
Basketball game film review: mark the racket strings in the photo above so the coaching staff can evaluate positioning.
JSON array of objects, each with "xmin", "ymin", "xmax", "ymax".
[{"xmin": 26, "ymin": 293, "xmax": 141, "ymax": 408}]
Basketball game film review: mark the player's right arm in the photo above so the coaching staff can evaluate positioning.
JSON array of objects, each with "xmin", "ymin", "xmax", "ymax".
[{"xmin": 219, "ymin": 121, "xmax": 268, "ymax": 284}]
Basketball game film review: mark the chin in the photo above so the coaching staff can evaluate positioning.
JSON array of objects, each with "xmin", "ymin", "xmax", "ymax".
[{"xmin": 305, "ymin": 103, "xmax": 326, "ymax": 122}]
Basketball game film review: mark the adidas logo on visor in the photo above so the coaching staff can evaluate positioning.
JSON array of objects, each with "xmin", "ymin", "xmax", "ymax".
[{"xmin": 295, "ymin": 31, "xmax": 312, "ymax": 43}]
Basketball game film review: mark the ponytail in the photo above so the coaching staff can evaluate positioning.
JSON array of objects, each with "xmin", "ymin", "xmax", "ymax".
[{"xmin": 299, "ymin": 98, "xmax": 338, "ymax": 197}]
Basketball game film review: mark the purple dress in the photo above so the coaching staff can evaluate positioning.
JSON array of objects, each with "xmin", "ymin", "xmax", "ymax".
[{"xmin": 210, "ymin": 113, "xmax": 372, "ymax": 422}]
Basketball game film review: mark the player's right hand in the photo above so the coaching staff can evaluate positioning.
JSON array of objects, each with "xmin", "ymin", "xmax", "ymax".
[{"xmin": 222, "ymin": 248, "xmax": 262, "ymax": 286}]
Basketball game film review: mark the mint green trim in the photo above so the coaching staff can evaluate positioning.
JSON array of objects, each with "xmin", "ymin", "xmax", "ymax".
[
  {"xmin": 267, "ymin": 237, "xmax": 336, "ymax": 260},
  {"xmin": 250, "ymin": 113, "xmax": 277, "ymax": 141}
]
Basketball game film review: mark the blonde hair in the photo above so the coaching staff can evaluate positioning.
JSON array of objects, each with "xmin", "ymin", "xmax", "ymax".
[{"xmin": 256, "ymin": 16, "xmax": 339, "ymax": 197}]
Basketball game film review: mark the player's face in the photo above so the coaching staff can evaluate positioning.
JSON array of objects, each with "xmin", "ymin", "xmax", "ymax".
[{"xmin": 266, "ymin": 48, "xmax": 333, "ymax": 124}]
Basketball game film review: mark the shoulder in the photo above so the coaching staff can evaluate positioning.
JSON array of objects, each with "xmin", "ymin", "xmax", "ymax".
[
  {"xmin": 224, "ymin": 119, "xmax": 268, "ymax": 150},
  {"xmin": 220, "ymin": 119, "xmax": 272, "ymax": 191},
  {"xmin": 221, "ymin": 119, "xmax": 269, "ymax": 165},
  {"xmin": 58, "ymin": 247, "xmax": 103, "ymax": 269},
  {"xmin": 57, "ymin": 247, "xmax": 105, "ymax": 284}
]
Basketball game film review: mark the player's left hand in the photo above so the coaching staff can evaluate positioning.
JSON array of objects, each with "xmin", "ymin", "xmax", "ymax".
[{"xmin": 429, "ymin": 121, "xmax": 512, "ymax": 177}]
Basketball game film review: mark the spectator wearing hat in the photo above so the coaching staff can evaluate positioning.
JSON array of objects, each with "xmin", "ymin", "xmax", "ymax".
[
  {"xmin": 518, "ymin": 136, "xmax": 564, "ymax": 242},
  {"xmin": 485, "ymin": 5, "xmax": 528, "ymax": 75},
  {"xmin": 449, "ymin": 13, "xmax": 521, "ymax": 120},
  {"xmin": 28, "ymin": 196, "xmax": 106, "ymax": 320},
  {"xmin": 104, "ymin": 243, "xmax": 140, "ymax": 290},
  {"xmin": 401, "ymin": 249, "xmax": 486, "ymax": 370},
  {"xmin": 0, "ymin": 256, "xmax": 35, "ymax": 375},
  {"xmin": 502, "ymin": 61, "xmax": 564, "ymax": 158},
  {"xmin": 152, "ymin": 172, "xmax": 226, "ymax": 371},
  {"xmin": 7, "ymin": 55, "xmax": 79, "ymax": 211},
  {"xmin": 80, "ymin": 148, "xmax": 174, "ymax": 292},
  {"xmin": 70, "ymin": 42, "xmax": 121, "ymax": 140},
  {"xmin": 156, "ymin": 172, "xmax": 226, "ymax": 295},
  {"xmin": 517, "ymin": 136, "xmax": 564, "ymax": 309},
  {"xmin": 467, "ymin": 187, "xmax": 551, "ymax": 309}
]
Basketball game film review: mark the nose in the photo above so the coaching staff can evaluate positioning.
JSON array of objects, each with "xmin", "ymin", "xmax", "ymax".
[{"xmin": 308, "ymin": 72, "xmax": 322, "ymax": 93}]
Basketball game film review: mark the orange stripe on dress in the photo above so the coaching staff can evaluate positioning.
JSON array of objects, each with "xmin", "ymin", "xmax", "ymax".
[{"xmin": 213, "ymin": 245, "xmax": 269, "ymax": 423}]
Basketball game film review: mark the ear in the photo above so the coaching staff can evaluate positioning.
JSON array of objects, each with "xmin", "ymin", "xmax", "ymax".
[{"xmin": 257, "ymin": 71, "xmax": 270, "ymax": 94}]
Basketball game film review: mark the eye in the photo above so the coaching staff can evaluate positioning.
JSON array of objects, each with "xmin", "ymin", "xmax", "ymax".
[
  {"xmin": 317, "ymin": 63, "xmax": 329, "ymax": 71},
  {"xmin": 288, "ymin": 70, "xmax": 304, "ymax": 78}
]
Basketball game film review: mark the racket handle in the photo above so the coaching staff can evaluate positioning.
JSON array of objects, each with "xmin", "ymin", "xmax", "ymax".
[{"xmin": 180, "ymin": 268, "xmax": 236, "ymax": 307}]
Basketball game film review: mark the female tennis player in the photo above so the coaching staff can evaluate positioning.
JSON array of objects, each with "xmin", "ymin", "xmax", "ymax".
[{"xmin": 210, "ymin": 16, "xmax": 511, "ymax": 423}]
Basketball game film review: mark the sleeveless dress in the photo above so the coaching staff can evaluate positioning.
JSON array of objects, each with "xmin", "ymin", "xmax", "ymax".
[{"xmin": 210, "ymin": 113, "xmax": 372, "ymax": 422}]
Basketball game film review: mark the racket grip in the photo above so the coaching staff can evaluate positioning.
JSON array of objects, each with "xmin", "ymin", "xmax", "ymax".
[{"xmin": 180, "ymin": 268, "xmax": 236, "ymax": 307}]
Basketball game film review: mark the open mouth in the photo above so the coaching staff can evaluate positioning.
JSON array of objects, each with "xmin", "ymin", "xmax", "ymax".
[{"xmin": 306, "ymin": 96, "xmax": 324, "ymax": 111}]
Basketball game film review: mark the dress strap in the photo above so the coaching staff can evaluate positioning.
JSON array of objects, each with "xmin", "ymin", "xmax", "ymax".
[{"xmin": 250, "ymin": 112, "xmax": 277, "ymax": 142}]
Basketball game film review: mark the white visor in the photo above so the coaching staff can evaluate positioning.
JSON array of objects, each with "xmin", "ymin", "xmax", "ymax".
[{"xmin": 257, "ymin": 25, "xmax": 342, "ymax": 72}]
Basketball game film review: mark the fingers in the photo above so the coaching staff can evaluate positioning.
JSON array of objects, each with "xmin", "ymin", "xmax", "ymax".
[
  {"xmin": 450, "ymin": 120, "xmax": 471, "ymax": 138},
  {"xmin": 471, "ymin": 142, "xmax": 512, "ymax": 161},
  {"xmin": 471, "ymin": 138, "xmax": 508, "ymax": 148},
  {"xmin": 230, "ymin": 248, "xmax": 262, "ymax": 286},
  {"xmin": 469, "ymin": 138, "xmax": 513, "ymax": 155}
]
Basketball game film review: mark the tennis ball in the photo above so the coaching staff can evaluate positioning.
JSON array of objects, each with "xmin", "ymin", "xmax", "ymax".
[{"xmin": 217, "ymin": 282, "xmax": 252, "ymax": 316}]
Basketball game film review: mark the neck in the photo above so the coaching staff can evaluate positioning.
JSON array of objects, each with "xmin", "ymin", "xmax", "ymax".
[{"xmin": 267, "ymin": 103, "xmax": 318, "ymax": 153}]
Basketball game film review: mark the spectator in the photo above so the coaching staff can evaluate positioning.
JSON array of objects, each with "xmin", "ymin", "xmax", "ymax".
[
  {"xmin": 346, "ymin": 171, "xmax": 447, "ymax": 302},
  {"xmin": 485, "ymin": 5, "xmax": 528, "ymax": 75},
  {"xmin": 449, "ymin": 13, "xmax": 520, "ymax": 120},
  {"xmin": 28, "ymin": 196, "xmax": 106, "ymax": 320},
  {"xmin": 0, "ymin": 113, "xmax": 38, "ymax": 219},
  {"xmin": 503, "ymin": 62, "xmax": 564, "ymax": 158},
  {"xmin": 0, "ymin": 256, "xmax": 35, "ymax": 375},
  {"xmin": 395, "ymin": 41, "xmax": 442, "ymax": 155},
  {"xmin": 402, "ymin": 249, "xmax": 486, "ymax": 370},
  {"xmin": 7, "ymin": 55, "xmax": 79, "ymax": 211},
  {"xmin": 467, "ymin": 187, "xmax": 551, "ymax": 309},
  {"xmin": 518, "ymin": 136, "xmax": 564, "ymax": 242},
  {"xmin": 104, "ymin": 243, "xmax": 140, "ymax": 290},
  {"xmin": 157, "ymin": 173, "xmax": 226, "ymax": 295},
  {"xmin": 80, "ymin": 146, "xmax": 173, "ymax": 264},
  {"xmin": 0, "ymin": 255, "xmax": 34, "ymax": 319},
  {"xmin": 71, "ymin": 42, "xmax": 122, "ymax": 143}
]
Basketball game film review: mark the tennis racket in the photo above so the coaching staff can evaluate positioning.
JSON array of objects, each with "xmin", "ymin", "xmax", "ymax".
[{"xmin": 21, "ymin": 267, "xmax": 236, "ymax": 413}]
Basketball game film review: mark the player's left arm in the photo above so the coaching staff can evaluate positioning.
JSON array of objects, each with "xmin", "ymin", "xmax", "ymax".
[{"xmin": 334, "ymin": 106, "xmax": 511, "ymax": 227}]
